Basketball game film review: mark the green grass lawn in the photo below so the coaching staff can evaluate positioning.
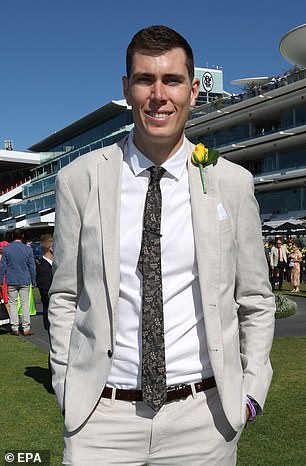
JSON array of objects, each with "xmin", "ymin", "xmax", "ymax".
[
  {"xmin": 0, "ymin": 331, "xmax": 63, "ymax": 466},
  {"xmin": 275, "ymin": 276, "xmax": 306, "ymax": 297},
  {"xmin": 237, "ymin": 336, "xmax": 306, "ymax": 465},
  {"xmin": 0, "ymin": 331, "xmax": 305, "ymax": 465}
]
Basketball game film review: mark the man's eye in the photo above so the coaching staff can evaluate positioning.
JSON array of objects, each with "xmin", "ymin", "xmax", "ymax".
[
  {"xmin": 164, "ymin": 77, "xmax": 181, "ymax": 85},
  {"xmin": 137, "ymin": 76, "xmax": 152, "ymax": 84}
]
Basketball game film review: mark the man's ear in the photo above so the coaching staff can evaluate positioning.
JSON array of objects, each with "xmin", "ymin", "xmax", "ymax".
[
  {"xmin": 190, "ymin": 78, "xmax": 200, "ymax": 107},
  {"xmin": 122, "ymin": 76, "xmax": 130, "ymax": 105}
]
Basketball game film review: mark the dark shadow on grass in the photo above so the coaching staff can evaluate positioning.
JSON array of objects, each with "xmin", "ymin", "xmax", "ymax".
[
  {"xmin": 0, "ymin": 324, "xmax": 11, "ymax": 334},
  {"xmin": 24, "ymin": 365, "xmax": 54, "ymax": 394}
]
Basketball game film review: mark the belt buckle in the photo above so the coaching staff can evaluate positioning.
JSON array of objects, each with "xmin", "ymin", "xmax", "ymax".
[
  {"xmin": 166, "ymin": 383, "xmax": 191, "ymax": 401},
  {"xmin": 167, "ymin": 383, "xmax": 188, "ymax": 394}
]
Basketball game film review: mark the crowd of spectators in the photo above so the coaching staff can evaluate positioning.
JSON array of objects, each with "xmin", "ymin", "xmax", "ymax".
[
  {"xmin": 264, "ymin": 236, "xmax": 305, "ymax": 292},
  {"xmin": 0, "ymin": 230, "xmax": 53, "ymax": 335}
]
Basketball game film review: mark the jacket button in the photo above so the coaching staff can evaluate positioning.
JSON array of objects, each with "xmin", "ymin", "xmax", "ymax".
[{"xmin": 107, "ymin": 350, "xmax": 113, "ymax": 358}]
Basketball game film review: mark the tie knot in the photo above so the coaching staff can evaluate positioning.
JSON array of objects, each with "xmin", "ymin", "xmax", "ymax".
[{"xmin": 149, "ymin": 166, "xmax": 166, "ymax": 183}]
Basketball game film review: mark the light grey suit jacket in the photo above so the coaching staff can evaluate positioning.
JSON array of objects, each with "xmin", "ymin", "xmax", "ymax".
[
  {"xmin": 270, "ymin": 245, "xmax": 288, "ymax": 267},
  {"xmin": 49, "ymin": 137, "xmax": 275, "ymax": 433}
]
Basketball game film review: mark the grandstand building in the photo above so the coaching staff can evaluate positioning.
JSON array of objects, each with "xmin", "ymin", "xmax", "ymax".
[
  {"xmin": 1, "ymin": 63, "xmax": 306, "ymax": 238},
  {"xmin": 186, "ymin": 68, "xmax": 306, "ymax": 222}
]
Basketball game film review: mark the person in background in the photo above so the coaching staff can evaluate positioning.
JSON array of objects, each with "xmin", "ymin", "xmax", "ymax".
[
  {"xmin": 264, "ymin": 240, "xmax": 274, "ymax": 285},
  {"xmin": 289, "ymin": 242, "xmax": 302, "ymax": 292},
  {"xmin": 0, "ymin": 229, "xmax": 37, "ymax": 336},
  {"xmin": 271, "ymin": 238, "xmax": 288, "ymax": 291},
  {"xmin": 36, "ymin": 234, "xmax": 53, "ymax": 331},
  {"xmin": 0, "ymin": 241, "xmax": 10, "ymax": 314},
  {"xmin": 49, "ymin": 25, "xmax": 275, "ymax": 465}
]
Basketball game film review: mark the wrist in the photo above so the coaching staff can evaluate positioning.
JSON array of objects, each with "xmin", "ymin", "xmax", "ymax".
[{"xmin": 246, "ymin": 396, "xmax": 261, "ymax": 422}]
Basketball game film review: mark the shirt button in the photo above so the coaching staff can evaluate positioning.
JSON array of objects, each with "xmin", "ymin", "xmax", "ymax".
[{"xmin": 107, "ymin": 350, "xmax": 113, "ymax": 358}]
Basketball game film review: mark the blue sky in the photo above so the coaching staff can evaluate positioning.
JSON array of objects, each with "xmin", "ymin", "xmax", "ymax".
[{"xmin": 1, "ymin": 0, "xmax": 305, "ymax": 151}]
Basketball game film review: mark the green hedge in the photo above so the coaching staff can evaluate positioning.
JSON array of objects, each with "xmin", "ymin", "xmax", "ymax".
[{"xmin": 275, "ymin": 294, "xmax": 297, "ymax": 319}]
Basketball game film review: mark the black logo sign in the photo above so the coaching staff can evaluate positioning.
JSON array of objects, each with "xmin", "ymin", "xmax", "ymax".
[{"xmin": 202, "ymin": 72, "xmax": 214, "ymax": 92}]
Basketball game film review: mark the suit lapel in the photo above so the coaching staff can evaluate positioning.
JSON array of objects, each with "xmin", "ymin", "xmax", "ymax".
[
  {"xmin": 187, "ymin": 142, "xmax": 220, "ymax": 299},
  {"xmin": 187, "ymin": 144, "xmax": 223, "ymax": 375},
  {"xmin": 97, "ymin": 142, "xmax": 125, "ymax": 317}
]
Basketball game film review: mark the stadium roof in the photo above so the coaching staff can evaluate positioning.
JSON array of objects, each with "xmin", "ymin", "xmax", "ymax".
[
  {"xmin": 279, "ymin": 24, "xmax": 306, "ymax": 68},
  {"xmin": 0, "ymin": 150, "xmax": 40, "ymax": 175},
  {"xmin": 28, "ymin": 99, "xmax": 129, "ymax": 152}
]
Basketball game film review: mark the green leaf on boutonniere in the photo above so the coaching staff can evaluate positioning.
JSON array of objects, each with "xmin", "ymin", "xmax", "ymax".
[{"xmin": 191, "ymin": 143, "xmax": 220, "ymax": 194}]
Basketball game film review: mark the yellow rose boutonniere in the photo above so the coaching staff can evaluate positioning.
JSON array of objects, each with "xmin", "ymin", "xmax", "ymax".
[{"xmin": 191, "ymin": 143, "xmax": 220, "ymax": 194}]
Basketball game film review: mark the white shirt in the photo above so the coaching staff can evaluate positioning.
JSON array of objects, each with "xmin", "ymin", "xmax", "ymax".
[
  {"xmin": 42, "ymin": 256, "xmax": 53, "ymax": 266},
  {"xmin": 106, "ymin": 132, "xmax": 212, "ymax": 389}
]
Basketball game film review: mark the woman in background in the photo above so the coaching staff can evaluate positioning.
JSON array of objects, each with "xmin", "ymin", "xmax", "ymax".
[{"xmin": 289, "ymin": 242, "xmax": 302, "ymax": 292}]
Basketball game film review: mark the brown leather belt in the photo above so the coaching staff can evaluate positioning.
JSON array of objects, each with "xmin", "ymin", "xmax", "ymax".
[{"xmin": 101, "ymin": 376, "xmax": 216, "ymax": 402}]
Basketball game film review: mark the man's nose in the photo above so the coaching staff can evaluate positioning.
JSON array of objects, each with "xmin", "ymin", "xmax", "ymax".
[{"xmin": 151, "ymin": 81, "xmax": 167, "ymax": 102}]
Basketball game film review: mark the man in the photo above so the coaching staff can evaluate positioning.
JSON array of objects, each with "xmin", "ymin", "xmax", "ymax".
[
  {"xmin": 270, "ymin": 238, "xmax": 288, "ymax": 290},
  {"xmin": 264, "ymin": 240, "xmax": 274, "ymax": 286},
  {"xmin": 36, "ymin": 234, "xmax": 53, "ymax": 331},
  {"xmin": 49, "ymin": 25, "xmax": 275, "ymax": 465},
  {"xmin": 0, "ymin": 229, "xmax": 37, "ymax": 336}
]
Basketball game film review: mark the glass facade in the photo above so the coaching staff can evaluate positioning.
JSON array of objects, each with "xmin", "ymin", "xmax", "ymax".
[
  {"xmin": 240, "ymin": 147, "xmax": 306, "ymax": 177},
  {"xmin": 194, "ymin": 123, "xmax": 250, "ymax": 149},
  {"xmin": 6, "ymin": 108, "xmax": 133, "ymax": 218},
  {"xmin": 257, "ymin": 187, "xmax": 306, "ymax": 216},
  {"xmin": 186, "ymin": 71, "xmax": 306, "ymax": 222},
  {"xmin": 9, "ymin": 193, "xmax": 55, "ymax": 217},
  {"xmin": 23, "ymin": 174, "xmax": 56, "ymax": 199},
  {"xmin": 39, "ymin": 112, "xmax": 134, "ymax": 164},
  {"xmin": 190, "ymin": 103, "xmax": 306, "ymax": 150}
]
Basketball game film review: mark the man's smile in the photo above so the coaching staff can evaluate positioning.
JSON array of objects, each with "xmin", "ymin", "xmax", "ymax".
[{"xmin": 145, "ymin": 111, "xmax": 173, "ymax": 119}]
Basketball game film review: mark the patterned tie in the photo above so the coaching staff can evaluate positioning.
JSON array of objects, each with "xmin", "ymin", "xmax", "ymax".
[{"xmin": 138, "ymin": 166, "xmax": 167, "ymax": 411}]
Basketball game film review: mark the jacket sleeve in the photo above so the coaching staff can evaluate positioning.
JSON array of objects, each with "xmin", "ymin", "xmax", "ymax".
[
  {"xmin": 27, "ymin": 249, "xmax": 37, "ymax": 287},
  {"xmin": 235, "ymin": 173, "xmax": 276, "ymax": 409},
  {"xmin": 48, "ymin": 170, "xmax": 83, "ymax": 411}
]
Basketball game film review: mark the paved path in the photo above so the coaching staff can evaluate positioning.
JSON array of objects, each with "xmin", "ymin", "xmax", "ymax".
[
  {"xmin": 19, "ymin": 295, "xmax": 306, "ymax": 352},
  {"xmin": 274, "ymin": 296, "xmax": 306, "ymax": 338},
  {"xmin": 27, "ymin": 306, "xmax": 50, "ymax": 352}
]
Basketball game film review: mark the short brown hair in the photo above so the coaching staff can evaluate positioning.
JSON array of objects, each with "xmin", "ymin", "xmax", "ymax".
[
  {"xmin": 12, "ymin": 229, "xmax": 24, "ymax": 240},
  {"xmin": 40, "ymin": 234, "xmax": 53, "ymax": 253},
  {"xmin": 126, "ymin": 25, "xmax": 195, "ymax": 82}
]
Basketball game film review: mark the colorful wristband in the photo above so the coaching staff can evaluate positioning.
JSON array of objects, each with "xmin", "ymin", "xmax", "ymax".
[{"xmin": 246, "ymin": 397, "xmax": 257, "ymax": 421}]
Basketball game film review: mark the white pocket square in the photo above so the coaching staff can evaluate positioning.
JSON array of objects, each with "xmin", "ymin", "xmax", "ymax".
[{"xmin": 217, "ymin": 202, "xmax": 228, "ymax": 221}]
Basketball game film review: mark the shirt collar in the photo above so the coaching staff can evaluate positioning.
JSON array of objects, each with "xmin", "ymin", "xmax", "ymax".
[
  {"xmin": 43, "ymin": 256, "xmax": 53, "ymax": 265},
  {"xmin": 125, "ymin": 129, "xmax": 187, "ymax": 180}
]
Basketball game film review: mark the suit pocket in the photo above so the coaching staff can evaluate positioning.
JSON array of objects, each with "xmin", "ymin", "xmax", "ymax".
[
  {"xmin": 219, "ymin": 218, "xmax": 237, "ymax": 258},
  {"xmin": 219, "ymin": 218, "xmax": 232, "ymax": 234},
  {"xmin": 67, "ymin": 326, "xmax": 85, "ymax": 366}
]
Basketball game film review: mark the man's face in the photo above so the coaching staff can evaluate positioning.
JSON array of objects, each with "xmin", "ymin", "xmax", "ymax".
[
  {"xmin": 277, "ymin": 241, "xmax": 282, "ymax": 248},
  {"xmin": 122, "ymin": 48, "xmax": 199, "ymax": 159}
]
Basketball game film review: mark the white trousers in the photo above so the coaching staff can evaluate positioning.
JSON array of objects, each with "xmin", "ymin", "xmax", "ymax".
[
  {"xmin": 8, "ymin": 285, "xmax": 30, "ymax": 331},
  {"xmin": 63, "ymin": 387, "xmax": 244, "ymax": 465}
]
